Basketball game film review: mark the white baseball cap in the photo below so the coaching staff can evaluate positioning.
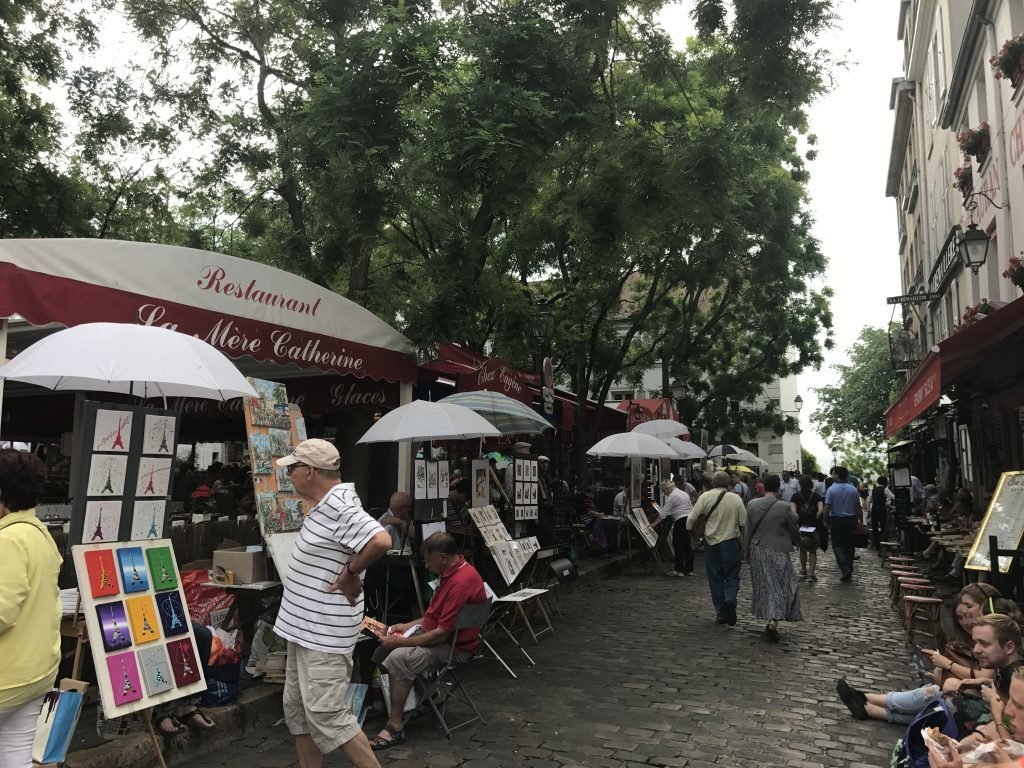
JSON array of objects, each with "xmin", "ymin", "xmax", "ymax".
[{"xmin": 275, "ymin": 439, "xmax": 341, "ymax": 471}]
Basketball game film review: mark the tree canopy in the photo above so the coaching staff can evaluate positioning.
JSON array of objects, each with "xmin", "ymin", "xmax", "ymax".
[{"xmin": 812, "ymin": 325, "xmax": 900, "ymax": 445}]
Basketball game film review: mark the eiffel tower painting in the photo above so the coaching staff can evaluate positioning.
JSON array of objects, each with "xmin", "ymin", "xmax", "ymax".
[
  {"xmin": 121, "ymin": 659, "xmax": 136, "ymax": 696},
  {"xmin": 91, "ymin": 509, "xmax": 106, "ymax": 541},
  {"xmin": 158, "ymin": 420, "xmax": 169, "ymax": 453},
  {"xmin": 98, "ymin": 559, "xmax": 112, "ymax": 590},
  {"xmin": 153, "ymin": 664, "xmax": 169, "ymax": 687},
  {"xmin": 101, "ymin": 463, "xmax": 115, "ymax": 494},
  {"xmin": 178, "ymin": 647, "xmax": 195, "ymax": 677},
  {"xmin": 111, "ymin": 415, "xmax": 129, "ymax": 450},
  {"xmin": 109, "ymin": 607, "xmax": 124, "ymax": 646},
  {"xmin": 141, "ymin": 608, "xmax": 154, "ymax": 635},
  {"xmin": 142, "ymin": 465, "xmax": 155, "ymax": 495},
  {"xmin": 147, "ymin": 506, "xmax": 159, "ymax": 538},
  {"xmin": 128, "ymin": 553, "xmax": 142, "ymax": 585}
]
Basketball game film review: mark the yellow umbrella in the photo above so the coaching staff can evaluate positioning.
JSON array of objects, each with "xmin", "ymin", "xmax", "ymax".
[{"xmin": 723, "ymin": 465, "xmax": 756, "ymax": 475}]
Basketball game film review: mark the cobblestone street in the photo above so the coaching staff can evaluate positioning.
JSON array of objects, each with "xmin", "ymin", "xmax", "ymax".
[{"xmin": 201, "ymin": 549, "xmax": 920, "ymax": 768}]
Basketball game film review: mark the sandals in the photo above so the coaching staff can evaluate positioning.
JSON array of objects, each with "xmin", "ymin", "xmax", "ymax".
[
  {"xmin": 153, "ymin": 713, "xmax": 185, "ymax": 736},
  {"xmin": 178, "ymin": 708, "xmax": 216, "ymax": 731},
  {"xmin": 369, "ymin": 723, "xmax": 406, "ymax": 750}
]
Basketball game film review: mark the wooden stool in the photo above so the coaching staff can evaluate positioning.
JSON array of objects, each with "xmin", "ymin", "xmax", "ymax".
[
  {"xmin": 904, "ymin": 595, "xmax": 944, "ymax": 646},
  {"xmin": 881, "ymin": 541, "xmax": 907, "ymax": 563},
  {"xmin": 889, "ymin": 569, "xmax": 924, "ymax": 602},
  {"xmin": 889, "ymin": 556, "xmax": 918, "ymax": 568},
  {"xmin": 892, "ymin": 575, "xmax": 930, "ymax": 606},
  {"xmin": 899, "ymin": 582, "xmax": 936, "ymax": 626}
]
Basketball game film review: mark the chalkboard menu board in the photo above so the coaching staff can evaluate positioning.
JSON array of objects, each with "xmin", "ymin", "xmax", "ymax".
[{"xmin": 966, "ymin": 471, "xmax": 1024, "ymax": 573}]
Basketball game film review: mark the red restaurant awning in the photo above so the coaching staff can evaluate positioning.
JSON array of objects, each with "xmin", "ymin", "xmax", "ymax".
[
  {"xmin": 0, "ymin": 239, "xmax": 417, "ymax": 382},
  {"xmin": 884, "ymin": 296, "xmax": 1024, "ymax": 436}
]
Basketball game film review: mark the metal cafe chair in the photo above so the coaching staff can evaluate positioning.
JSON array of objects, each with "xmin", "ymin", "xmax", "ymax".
[{"xmin": 414, "ymin": 598, "xmax": 492, "ymax": 739}]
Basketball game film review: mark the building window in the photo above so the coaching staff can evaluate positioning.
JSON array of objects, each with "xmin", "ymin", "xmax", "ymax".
[{"xmin": 768, "ymin": 398, "xmax": 780, "ymax": 409}]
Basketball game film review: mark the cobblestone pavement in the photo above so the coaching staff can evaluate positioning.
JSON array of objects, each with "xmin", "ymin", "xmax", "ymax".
[{"xmin": 201, "ymin": 548, "xmax": 921, "ymax": 768}]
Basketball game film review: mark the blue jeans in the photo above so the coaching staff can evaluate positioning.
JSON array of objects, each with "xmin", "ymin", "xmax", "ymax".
[
  {"xmin": 705, "ymin": 537, "xmax": 742, "ymax": 614},
  {"xmin": 830, "ymin": 516, "xmax": 857, "ymax": 576},
  {"xmin": 884, "ymin": 685, "xmax": 941, "ymax": 725}
]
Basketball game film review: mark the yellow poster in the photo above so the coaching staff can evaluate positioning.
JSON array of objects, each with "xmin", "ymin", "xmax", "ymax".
[{"xmin": 125, "ymin": 594, "xmax": 161, "ymax": 645}]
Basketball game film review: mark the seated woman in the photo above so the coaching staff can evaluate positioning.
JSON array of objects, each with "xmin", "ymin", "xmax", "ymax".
[{"xmin": 836, "ymin": 585, "xmax": 1008, "ymax": 724}]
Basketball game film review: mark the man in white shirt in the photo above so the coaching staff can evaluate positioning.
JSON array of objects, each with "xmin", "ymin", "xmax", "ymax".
[
  {"xmin": 274, "ymin": 439, "xmax": 392, "ymax": 768},
  {"xmin": 612, "ymin": 486, "xmax": 626, "ymax": 517},
  {"xmin": 650, "ymin": 479, "xmax": 694, "ymax": 575},
  {"xmin": 780, "ymin": 471, "xmax": 800, "ymax": 503}
]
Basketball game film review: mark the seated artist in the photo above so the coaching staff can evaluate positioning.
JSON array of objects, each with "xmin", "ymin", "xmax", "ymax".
[
  {"xmin": 368, "ymin": 532, "xmax": 485, "ymax": 751},
  {"xmin": 378, "ymin": 491, "xmax": 413, "ymax": 553}
]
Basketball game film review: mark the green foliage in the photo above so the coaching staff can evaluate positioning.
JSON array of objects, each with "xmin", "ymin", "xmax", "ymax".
[
  {"xmin": 812, "ymin": 325, "xmax": 900, "ymax": 444},
  {"xmin": 832, "ymin": 435, "xmax": 887, "ymax": 483},
  {"xmin": 801, "ymin": 447, "xmax": 820, "ymax": 477}
]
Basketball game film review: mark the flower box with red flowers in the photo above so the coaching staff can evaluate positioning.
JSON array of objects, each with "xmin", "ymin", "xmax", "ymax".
[
  {"xmin": 953, "ymin": 165, "xmax": 974, "ymax": 197},
  {"xmin": 1003, "ymin": 255, "xmax": 1024, "ymax": 289},
  {"xmin": 958, "ymin": 123, "xmax": 991, "ymax": 160},
  {"xmin": 991, "ymin": 35, "xmax": 1024, "ymax": 88}
]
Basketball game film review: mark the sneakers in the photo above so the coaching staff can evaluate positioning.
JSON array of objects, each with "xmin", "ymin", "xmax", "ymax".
[
  {"xmin": 808, "ymin": 574, "xmax": 818, "ymax": 582},
  {"xmin": 723, "ymin": 601, "xmax": 737, "ymax": 626},
  {"xmin": 836, "ymin": 679, "xmax": 868, "ymax": 720}
]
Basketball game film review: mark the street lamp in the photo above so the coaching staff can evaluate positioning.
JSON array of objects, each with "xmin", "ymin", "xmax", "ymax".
[
  {"xmin": 793, "ymin": 394, "xmax": 803, "ymax": 412},
  {"xmin": 532, "ymin": 298, "xmax": 554, "ymax": 370},
  {"xmin": 957, "ymin": 223, "xmax": 991, "ymax": 274},
  {"xmin": 831, "ymin": 444, "xmax": 839, "ymax": 469}
]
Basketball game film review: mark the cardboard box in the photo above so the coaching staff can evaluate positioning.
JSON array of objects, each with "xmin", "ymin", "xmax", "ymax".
[{"xmin": 212, "ymin": 545, "xmax": 266, "ymax": 584}]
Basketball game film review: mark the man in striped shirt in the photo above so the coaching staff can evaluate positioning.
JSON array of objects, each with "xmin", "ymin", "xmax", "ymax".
[{"xmin": 274, "ymin": 439, "xmax": 391, "ymax": 768}]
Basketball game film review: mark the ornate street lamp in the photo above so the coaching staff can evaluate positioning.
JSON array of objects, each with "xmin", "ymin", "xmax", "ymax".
[
  {"xmin": 957, "ymin": 223, "xmax": 991, "ymax": 274},
  {"xmin": 793, "ymin": 394, "xmax": 803, "ymax": 412}
]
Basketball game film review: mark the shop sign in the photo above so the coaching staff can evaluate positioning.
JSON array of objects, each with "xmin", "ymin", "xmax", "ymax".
[
  {"xmin": 887, "ymin": 293, "xmax": 938, "ymax": 305},
  {"xmin": 459, "ymin": 358, "xmax": 530, "ymax": 403},
  {"xmin": 928, "ymin": 226, "xmax": 963, "ymax": 296},
  {"xmin": 884, "ymin": 356, "xmax": 941, "ymax": 436}
]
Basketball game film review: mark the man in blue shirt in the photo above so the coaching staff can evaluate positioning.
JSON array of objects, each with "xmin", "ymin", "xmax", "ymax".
[{"xmin": 825, "ymin": 467, "xmax": 863, "ymax": 582}]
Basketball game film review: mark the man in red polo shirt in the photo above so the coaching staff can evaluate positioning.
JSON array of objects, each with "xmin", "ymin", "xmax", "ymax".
[{"xmin": 368, "ymin": 532, "xmax": 486, "ymax": 750}]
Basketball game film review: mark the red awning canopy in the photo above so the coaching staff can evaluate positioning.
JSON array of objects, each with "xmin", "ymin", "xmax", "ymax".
[
  {"xmin": 0, "ymin": 239, "xmax": 417, "ymax": 382},
  {"xmin": 884, "ymin": 296, "xmax": 1024, "ymax": 436}
]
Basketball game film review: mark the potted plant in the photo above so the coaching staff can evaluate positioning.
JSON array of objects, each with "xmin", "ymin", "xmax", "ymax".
[
  {"xmin": 990, "ymin": 34, "xmax": 1024, "ymax": 87},
  {"xmin": 190, "ymin": 484, "xmax": 216, "ymax": 515},
  {"xmin": 958, "ymin": 122, "xmax": 991, "ymax": 160},
  {"xmin": 953, "ymin": 164, "xmax": 974, "ymax": 196},
  {"xmin": 1003, "ymin": 255, "xmax": 1024, "ymax": 289}
]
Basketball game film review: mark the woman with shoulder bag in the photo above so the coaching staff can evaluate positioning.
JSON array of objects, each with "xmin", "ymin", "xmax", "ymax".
[
  {"xmin": 746, "ymin": 475, "xmax": 803, "ymax": 642},
  {"xmin": 0, "ymin": 450, "xmax": 63, "ymax": 767}
]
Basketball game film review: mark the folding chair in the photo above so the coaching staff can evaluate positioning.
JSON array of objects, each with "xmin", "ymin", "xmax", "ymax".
[{"xmin": 414, "ymin": 598, "xmax": 491, "ymax": 739}]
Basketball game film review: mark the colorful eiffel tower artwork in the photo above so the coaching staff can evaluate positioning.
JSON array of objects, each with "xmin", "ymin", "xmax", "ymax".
[
  {"xmin": 147, "ymin": 507, "xmax": 159, "ymax": 538},
  {"xmin": 177, "ymin": 647, "xmax": 195, "ymax": 677},
  {"xmin": 111, "ymin": 416, "xmax": 129, "ymax": 450},
  {"xmin": 142, "ymin": 465, "xmax": 156, "ymax": 495},
  {"xmin": 100, "ymin": 462, "xmax": 115, "ymax": 494},
  {"xmin": 163, "ymin": 598, "xmax": 183, "ymax": 630},
  {"xmin": 121, "ymin": 659, "xmax": 136, "ymax": 696},
  {"xmin": 109, "ymin": 607, "xmax": 124, "ymax": 645},
  {"xmin": 98, "ymin": 559, "xmax": 113, "ymax": 590},
  {"xmin": 141, "ymin": 608, "xmax": 154, "ymax": 635},
  {"xmin": 128, "ymin": 551, "xmax": 142, "ymax": 585},
  {"xmin": 159, "ymin": 564, "xmax": 170, "ymax": 583},
  {"xmin": 153, "ymin": 664, "xmax": 169, "ymax": 688}
]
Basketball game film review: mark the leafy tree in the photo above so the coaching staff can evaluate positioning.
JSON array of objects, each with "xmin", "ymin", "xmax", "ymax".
[
  {"xmin": 812, "ymin": 325, "xmax": 900, "ymax": 445},
  {"xmin": 832, "ymin": 435, "xmax": 887, "ymax": 482},
  {"xmin": 801, "ymin": 448, "xmax": 820, "ymax": 477},
  {"xmin": 0, "ymin": 1, "xmax": 98, "ymax": 237}
]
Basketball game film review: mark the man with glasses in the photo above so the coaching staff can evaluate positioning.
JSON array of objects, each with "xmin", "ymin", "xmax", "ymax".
[{"xmin": 274, "ymin": 439, "xmax": 392, "ymax": 768}]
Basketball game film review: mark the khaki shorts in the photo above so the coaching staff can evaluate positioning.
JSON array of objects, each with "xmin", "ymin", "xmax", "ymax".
[
  {"xmin": 381, "ymin": 645, "xmax": 452, "ymax": 684},
  {"xmin": 283, "ymin": 642, "xmax": 360, "ymax": 754}
]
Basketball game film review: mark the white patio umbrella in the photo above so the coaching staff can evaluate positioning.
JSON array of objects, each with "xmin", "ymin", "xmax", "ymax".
[
  {"xmin": 664, "ymin": 437, "xmax": 707, "ymax": 460},
  {"xmin": 357, "ymin": 399, "xmax": 501, "ymax": 443},
  {"xmin": 438, "ymin": 390, "xmax": 552, "ymax": 435},
  {"xmin": 734, "ymin": 449, "xmax": 768, "ymax": 467},
  {"xmin": 586, "ymin": 432, "xmax": 678, "ymax": 459},
  {"xmin": 0, "ymin": 322, "xmax": 256, "ymax": 401},
  {"xmin": 631, "ymin": 419, "xmax": 690, "ymax": 439}
]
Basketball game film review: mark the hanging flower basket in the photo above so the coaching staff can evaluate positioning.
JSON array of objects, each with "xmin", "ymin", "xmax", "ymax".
[
  {"xmin": 1003, "ymin": 255, "xmax": 1024, "ymax": 289},
  {"xmin": 991, "ymin": 34, "xmax": 1024, "ymax": 87},
  {"xmin": 958, "ymin": 123, "xmax": 991, "ymax": 160},
  {"xmin": 953, "ymin": 164, "xmax": 974, "ymax": 197}
]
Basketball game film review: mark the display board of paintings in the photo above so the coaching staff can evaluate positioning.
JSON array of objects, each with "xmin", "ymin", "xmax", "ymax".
[
  {"xmin": 244, "ymin": 378, "xmax": 309, "ymax": 537},
  {"xmin": 467, "ymin": 505, "xmax": 539, "ymax": 585},
  {"xmin": 627, "ymin": 507, "xmax": 659, "ymax": 549},
  {"xmin": 72, "ymin": 540, "xmax": 207, "ymax": 717},
  {"xmin": 413, "ymin": 459, "xmax": 449, "ymax": 521},
  {"xmin": 512, "ymin": 456, "xmax": 539, "ymax": 521},
  {"xmin": 966, "ymin": 471, "xmax": 1024, "ymax": 572},
  {"xmin": 71, "ymin": 402, "xmax": 180, "ymax": 546}
]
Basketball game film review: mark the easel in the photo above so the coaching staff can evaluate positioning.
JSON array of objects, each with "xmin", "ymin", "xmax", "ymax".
[{"xmin": 59, "ymin": 595, "xmax": 170, "ymax": 768}]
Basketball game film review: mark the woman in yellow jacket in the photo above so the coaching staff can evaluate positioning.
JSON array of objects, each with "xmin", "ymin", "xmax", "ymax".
[{"xmin": 0, "ymin": 450, "xmax": 62, "ymax": 767}]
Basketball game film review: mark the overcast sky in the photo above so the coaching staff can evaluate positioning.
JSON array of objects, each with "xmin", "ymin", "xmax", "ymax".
[{"xmin": 660, "ymin": 0, "xmax": 903, "ymax": 469}]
